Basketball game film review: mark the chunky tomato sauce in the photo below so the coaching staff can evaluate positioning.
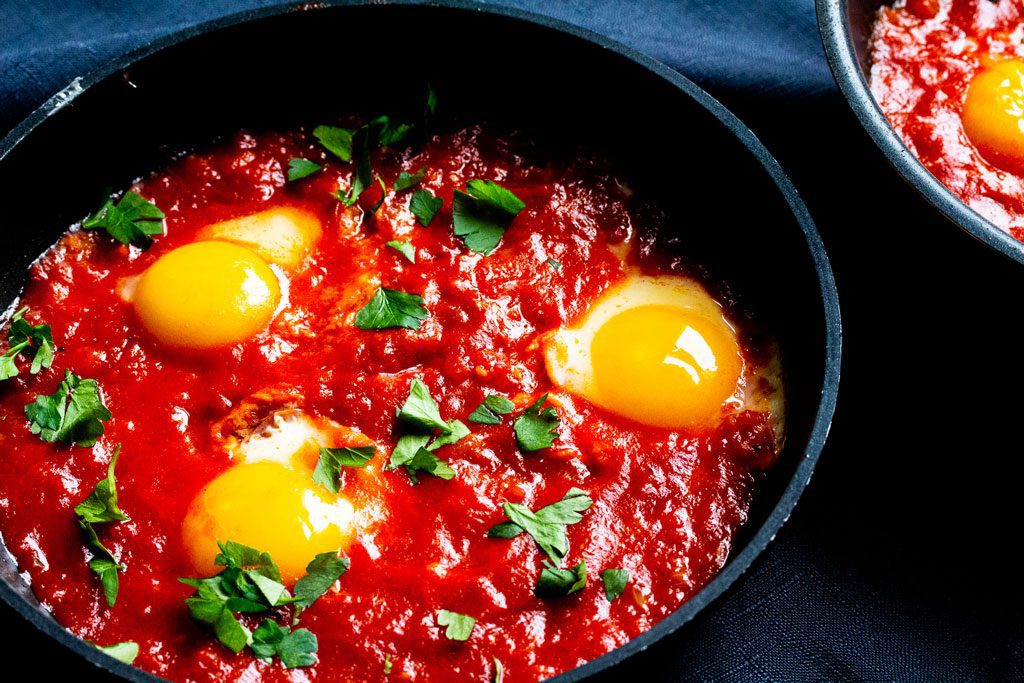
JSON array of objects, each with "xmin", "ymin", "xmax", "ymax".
[
  {"xmin": 0, "ymin": 123, "xmax": 779, "ymax": 682},
  {"xmin": 870, "ymin": 0, "xmax": 1024, "ymax": 239}
]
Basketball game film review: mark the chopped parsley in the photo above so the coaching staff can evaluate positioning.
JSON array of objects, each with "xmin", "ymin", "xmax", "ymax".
[
  {"xmin": 535, "ymin": 559, "xmax": 587, "ymax": 599},
  {"xmin": 386, "ymin": 240, "xmax": 416, "ymax": 263},
  {"xmin": 1, "ymin": 307, "xmax": 55, "ymax": 381},
  {"xmin": 488, "ymin": 488, "xmax": 592, "ymax": 565},
  {"xmin": 393, "ymin": 166, "xmax": 427, "ymax": 192},
  {"xmin": 294, "ymin": 551, "xmax": 350, "ymax": 610},
  {"xmin": 313, "ymin": 125, "xmax": 354, "ymax": 162},
  {"xmin": 313, "ymin": 446, "xmax": 376, "ymax": 493},
  {"xmin": 368, "ymin": 177, "xmax": 388, "ymax": 216},
  {"xmin": 354, "ymin": 288, "xmax": 428, "ymax": 331},
  {"xmin": 468, "ymin": 395, "xmax": 515, "ymax": 425},
  {"xmin": 287, "ymin": 158, "xmax": 322, "ymax": 181},
  {"xmin": 75, "ymin": 446, "xmax": 128, "ymax": 524},
  {"xmin": 410, "ymin": 189, "xmax": 442, "ymax": 227},
  {"xmin": 436, "ymin": 609, "xmax": 476, "ymax": 641},
  {"xmin": 25, "ymin": 370, "xmax": 112, "ymax": 447},
  {"xmin": 546, "ymin": 258, "xmax": 562, "ymax": 271},
  {"xmin": 251, "ymin": 619, "xmax": 318, "ymax": 668},
  {"xmin": 512, "ymin": 394, "xmax": 559, "ymax": 451},
  {"xmin": 94, "ymin": 641, "xmax": 139, "ymax": 664},
  {"xmin": 387, "ymin": 380, "xmax": 467, "ymax": 483},
  {"xmin": 384, "ymin": 654, "xmax": 394, "ymax": 675},
  {"xmin": 79, "ymin": 517, "xmax": 124, "ymax": 607},
  {"xmin": 179, "ymin": 541, "xmax": 303, "ymax": 655},
  {"xmin": 600, "ymin": 568, "xmax": 630, "ymax": 602},
  {"xmin": 452, "ymin": 180, "xmax": 525, "ymax": 254},
  {"xmin": 82, "ymin": 191, "xmax": 164, "ymax": 249}
]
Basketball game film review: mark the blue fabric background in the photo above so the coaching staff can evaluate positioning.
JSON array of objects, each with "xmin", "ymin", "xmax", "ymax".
[{"xmin": 2, "ymin": 2, "xmax": 1023, "ymax": 682}]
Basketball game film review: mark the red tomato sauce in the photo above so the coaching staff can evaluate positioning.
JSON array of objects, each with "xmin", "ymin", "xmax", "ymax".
[
  {"xmin": 0, "ymin": 124, "xmax": 779, "ymax": 682},
  {"xmin": 870, "ymin": 0, "xmax": 1024, "ymax": 239}
]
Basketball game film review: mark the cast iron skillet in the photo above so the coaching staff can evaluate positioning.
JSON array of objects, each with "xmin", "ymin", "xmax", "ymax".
[
  {"xmin": 817, "ymin": 0, "xmax": 1024, "ymax": 266},
  {"xmin": 0, "ymin": 2, "xmax": 841, "ymax": 681}
]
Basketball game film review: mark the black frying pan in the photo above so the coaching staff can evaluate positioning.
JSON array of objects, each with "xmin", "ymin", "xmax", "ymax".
[
  {"xmin": 0, "ymin": 2, "xmax": 841, "ymax": 681},
  {"xmin": 817, "ymin": 0, "xmax": 1024, "ymax": 265}
]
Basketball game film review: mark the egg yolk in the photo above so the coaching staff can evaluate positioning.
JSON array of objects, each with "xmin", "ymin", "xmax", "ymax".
[
  {"xmin": 182, "ymin": 461, "xmax": 356, "ymax": 582},
  {"xmin": 133, "ymin": 241, "xmax": 280, "ymax": 349},
  {"xmin": 963, "ymin": 59, "xmax": 1024, "ymax": 175},
  {"xmin": 590, "ymin": 304, "xmax": 742, "ymax": 428}
]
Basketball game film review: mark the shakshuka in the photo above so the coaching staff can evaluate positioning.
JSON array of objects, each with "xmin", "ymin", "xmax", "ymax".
[
  {"xmin": 871, "ymin": 0, "xmax": 1024, "ymax": 239},
  {"xmin": 0, "ymin": 100, "xmax": 784, "ymax": 682}
]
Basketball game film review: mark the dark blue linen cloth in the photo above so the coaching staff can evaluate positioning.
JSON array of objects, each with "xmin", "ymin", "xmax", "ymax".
[{"xmin": 2, "ymin": 1, "xmax": 1022, "ymax": 681}]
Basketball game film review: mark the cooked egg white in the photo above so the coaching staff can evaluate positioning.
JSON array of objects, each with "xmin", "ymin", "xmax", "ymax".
[
  {"xmin": 544, "ymin": 274, "xmax": 772, "ymax": 430},
  {"xmin": 133, "ymin": 240, "xmax": 280, "ymax": 349},
  {"xmin": 182, "ymin": 410, "xmax": 373, "ymax": 582},
  {"xmin": 197, "ymin": 206, "xmax": 322, "ymax": 271}
]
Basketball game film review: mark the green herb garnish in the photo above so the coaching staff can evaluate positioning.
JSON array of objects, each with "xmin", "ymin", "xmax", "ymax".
[
  {"xmin": 436, "ymin": 609, "xmax": 476, "ymax": 641},
  {"xmin": 393, "ymin": 166, "xmax": 427, "ymax": 192},
  {"xmin": 83, "ymin": 191, "xmax": 164, "ymax": 249},
  {"xmin": 397, "ymin": 378, "xmax": 450, "ymax": 432},
  {"xmin": 384, "ymin": 653, "xmax": 394, "ymax": 675},
  {"xmin": 494, "ymin": 657, "xmax": 504, "ymax": 683},
  {"xmin": 354, "ymin": 287, "xmax": 428, "ymax": 331},
  {"xmin": 386, "ymin": 240, "xmax": 416, "ymax": 263},
  {"xmin": 452, "ymin": 180, "xmax": 525, "ymax": 254},
  {"xmin": 287, "ymin": 158, "xmax": 322, "ymax": 181},
  {"xmin": 535, "ymin": 559, "xmax": 587, "ymax": 599},
  {"xmin": 25, "ymin": 369, "xmax": 112, "ymax": 447},
  {"xmin": 512, "ymin": 394, "xmax": 559, "ymax": 451},
  {"xmin": 313, "ymin": 446, "xmax": 375, "ymax": 494},
  {"xmin": 75, "ymin": 446, "xmax": 128, "ymax": 607},
  {"xmin": 1, "ymin": 307, "xmax": 55, "ymax": 381},
  {"xmin": 468, "ymin": 395, "xmax": 515, "ymax": 425},
  {"xmin": 313, "ymin": 125, "xmax": 354, "ymax": 162},
  {"xmin": 488, "ymin": 488, "xmax": 592, "ymax": 565},
  {"xmin": 79, "ymin": 518, "xmax": 124, "ymax": 607},
  {"xmin": 294, "ymin": 551, "xmax": 350, "ymax": 610},
  {"xmin": 410, "ymin": 189, "xmax": 442, "ymax": 227},
  {"xmin": 600, "ymin": 568, "xmax": 630, "ymax": 602},
  {"xmin": 94, "ymin": 641, "xmax": 139, "ymax": 664},
  {"xmin": 179, "ymin": 541, "xmax": 301, "ymax": 654},
  {"xmin": 387, "ymin": 380, "xmax": 467, "ymax": 483},
  {"xmin": 251, "ymin": 619, "xmax": 318, "ymax": 668},
  {"xmin": 546, "ymin": 258, "xmax": 562, "ymax": 271}
]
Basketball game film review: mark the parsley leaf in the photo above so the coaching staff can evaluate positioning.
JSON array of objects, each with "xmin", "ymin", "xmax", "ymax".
[
  {"xmin": 397, "ymin": 378, "xmax": 451, "ymax": 432},
  {"xmin": 180, "ymin": 541, "xmax": 302, "ymax": 653},
  {"xmin": 410, "ymin": 189, "xmax": 442, "ymax": 227},
  {"xmin": 25, "ymin": 370, "xmax": 112, "ymax": 447},
  {"xmin": 600, "ymin": 568, "xmax": 630, "ymax": 602},
  {"xmin": 294, "ymin": 551, "xmax": 350, "ymax": 610},
  {"xmin": 386, "ymin": 240, "xmax": 416, "ymax": 263},
  {"xmin": 287, "ymin": 158, "xmax": 322, "ymax": 181},
  {"xmin": 79, "ymin": 519, "xmax": 124, "ymax": 607},
  {"xmin": 405, "ymin": 447, "xmax": 456, "ymax": 484},
  {"xmin": 436, "ymin": 609, "xmax": 476, "ymax": 641},
  {"xmin": 75, "ymin": 445, "xmax": 128, "ymax": 523},
  {"xmin": 313, "ymin": 446, "xmax": 375, "ymax": 493},
  {"xmin": 535, "ymin": 559, "xmax": 587, "ymax": 598},
  {"xmin": 82, "ymin": 191, "xmax": 164, "ymax": 249},
  {"xmin": 512, "ymin": 394, "xmax": 559, "ymax": 451},
  {"xmin": 547, "ymin": 258, "xmax": 562, "ymax": 271},
  {"xmin": 1, "ymin": 307, "xmax": 55, "ymax": 380},
  {"xmin": 387, "ymin": 381, "xmax": 467, "ymax": 483},
  {"xmin": 384, "ymin": 654, "xmax": 394, "ymax": 675},
  {"xmin": 354, "ymin": 288, "xmax": 428, "ymax": 330},
  {"xmin": 487, "ymin": 488, "xmax": 593, "ymax": 565},
  {"xmin": 393, "ymin": 166, "xmax": 427, "ymax": 192},
  {"xmin": 468, "ymin": 395, "xmax": 515, "ymax": 425},
  {"xmin": 251, "ymin": 619, "xmax": 318, "ymax": 668},
  {"xmin": 452, "ymin": 180, "xmax": 525, "ymax": 254},
  {"xmin": 94, "ymin": 641, "xmax": 139, "ymax": 664},
  {"xmin": 313, "ymin": 125, "xmax": 354, "ymax": 162}
]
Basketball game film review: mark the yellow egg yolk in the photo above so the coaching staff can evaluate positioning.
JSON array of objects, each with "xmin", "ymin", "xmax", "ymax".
[
  {"xmin": 963, "ymin": 59, "xmax": 1024, "ymax": 175},
  {"xmin": 590, "ymin": 304, "xmax": 742, "ymax": 428},
  {"xmin": 133, "ymin": 241, "xmax": 280, "ymax": 349},
  {"xmin": 182, "ymin": 461, "xmax": 356, "ymax": 582}
]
